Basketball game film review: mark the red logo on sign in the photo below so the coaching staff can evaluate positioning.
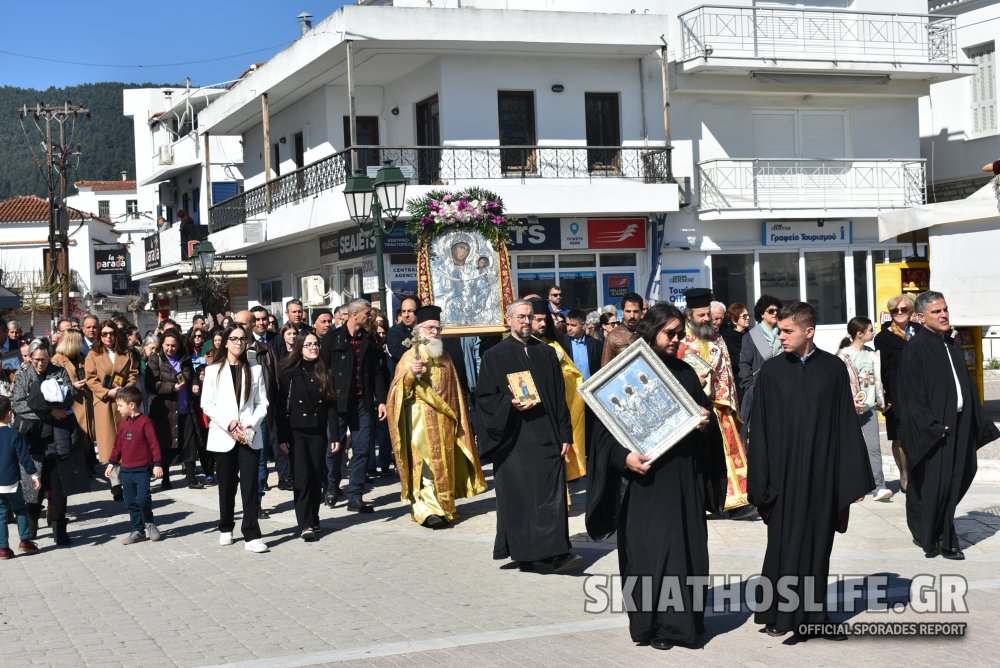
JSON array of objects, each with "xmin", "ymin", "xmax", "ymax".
[
  {"xmin": 588, "ymin": 219, "xmax": 646, "ymax": 249},
  {"xmin": 608, "ymin": 275, "xmax": 630, "ymax": 289}
]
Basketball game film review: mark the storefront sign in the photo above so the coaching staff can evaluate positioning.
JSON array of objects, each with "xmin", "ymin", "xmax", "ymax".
[
  {"xmin": 144, "ymin": 233, "xmax": 161, "ymax": 270},
  {"xmin": 334, "ymin": 228, "xmax": 378, "ymax": 261},
  {"xmin": 362, "ymin": 256, "xmax": 378, "ymax": 293},
  {"xmin": 660, "ymin": 268, "xmax": 703, "ymax": 310},
  {"xmin": 762, "ymin": 220, "xmax": 852, "ymax": 246},
  {"xmin": 319, "ymin": 233, "xmax": 339, "ymax": 257},
  {"xmin": 560, "ymin": 219, "xmax": 588, "ymax": 249},
  {"xmin": 94, "ymin": 247, "xmax": 128, "ymax": 275},
  {"xmin": 602, "ymin": 273, "xmax": 634, "ymax": 306},
  {"xmin": 390, "ymin": 264, "xmax": 418, "ymax": 314},
  {"xmin": 588, "ymin": 218, "xmax": 647, "ymax": 250},
  {"xmin": 518, "ymin": 271, "xmax": 556, "ymax": 282},
  {"xmin": 507, "ymin": 218, "xmax": 562, "ymax": 250}
]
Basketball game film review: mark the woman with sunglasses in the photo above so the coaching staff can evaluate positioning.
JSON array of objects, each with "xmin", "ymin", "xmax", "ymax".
[
  {"xmin": 874, "ymin": 294, "xmax": 917, "ymax": 492},
  {"xmin": 276, "ymin": 332, "xmax": 338, "ymax": 541},
  {"xmin": 719, "ymin": 303, "xmax": 749, "ymax": 399},
  {"xmin": 738, "ymin": 295, "xmax": 783, "ymax": 434},
  {"xmin": 587, "ymin": 304, "xmax": 721, "ymax": 651},
  {"xmin": 200, "ymin": 323, "xmax": 270, "ymax": 553},
  {"xmin": 85, "ymin": 321, "xmax": 140, "ymax": 498}
]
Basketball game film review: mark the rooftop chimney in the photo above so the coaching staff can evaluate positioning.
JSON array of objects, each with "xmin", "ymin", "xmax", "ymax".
[
  {"xmin": 120, "ymin": 170, "xmax": 128, "ymax": 181},
  {"xmin": 297, "ymin": 12, "xmax": 313, "ymax": 36}
]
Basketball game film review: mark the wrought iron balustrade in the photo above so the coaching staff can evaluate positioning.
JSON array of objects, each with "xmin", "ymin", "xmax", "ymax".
[
  {"xmin": 210, "ymin": 145, "xmax": 672, "ymax": 233},
  {"xmin": 679, "ymin": 5, "xmax": 958, "ymax": 65},
  {"xmin": 698, "ymin": 158, "xmax": 925, "ymax": 212}
]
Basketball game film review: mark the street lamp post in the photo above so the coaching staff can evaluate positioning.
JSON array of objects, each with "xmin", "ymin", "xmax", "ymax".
[
  {"xmin": 193, "ymin": 239, "xmax": 216, "ymax": 317},
  {"xmin": 342, "ymin": 161, "xmax": 407, "ymax": 311}
]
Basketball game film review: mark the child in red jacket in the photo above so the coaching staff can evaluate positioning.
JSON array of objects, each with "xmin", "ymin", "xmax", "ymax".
[{"xmin": 106, "ymin": 386, "xmax": 163, "ymax": 544}]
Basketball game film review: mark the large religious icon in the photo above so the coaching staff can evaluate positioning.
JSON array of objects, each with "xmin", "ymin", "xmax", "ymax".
[
  {"xmin": 579, "ymin": 339, "xmax": 704, "ymax": 464},
  {"xmin": 409, "ymin": 187, "xmax": 515, "ymax": 335}
]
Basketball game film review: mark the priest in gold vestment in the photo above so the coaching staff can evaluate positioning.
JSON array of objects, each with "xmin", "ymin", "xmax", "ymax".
[{"xmin": 386, "ymin": 305, "xmax": 487, "ymax": 528}]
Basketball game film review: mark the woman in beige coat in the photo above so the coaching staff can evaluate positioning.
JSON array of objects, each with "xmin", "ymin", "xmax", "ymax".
[{"xmin": 85, "ymin": 321, "xmax": 139, "ymax": 467}]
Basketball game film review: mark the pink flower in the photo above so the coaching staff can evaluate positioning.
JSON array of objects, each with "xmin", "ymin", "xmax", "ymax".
[{"xmin": 443, "ymin": 194, "xmax": 453, "ymax": 202}]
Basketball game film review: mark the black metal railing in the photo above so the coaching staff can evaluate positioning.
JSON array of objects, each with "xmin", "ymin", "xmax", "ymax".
[{"xmin": 209, "ymin": 144, "xmax": 672, "ymax": 233}]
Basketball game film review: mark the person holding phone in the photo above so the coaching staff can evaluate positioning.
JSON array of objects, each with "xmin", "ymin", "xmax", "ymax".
[{"xmin": 145, "ymin": 330, "xmax": 205, "ymax": 490}]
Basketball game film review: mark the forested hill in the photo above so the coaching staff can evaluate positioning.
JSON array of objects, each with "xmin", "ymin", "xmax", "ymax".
[{"xmin": 0, "ymin": 82, "xmax": 170, "ymax": 201}]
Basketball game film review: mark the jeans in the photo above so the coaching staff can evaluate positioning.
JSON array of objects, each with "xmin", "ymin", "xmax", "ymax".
[
  {"xmin": 331, "ymin": 399, "xmax": 373, "ymax": 502},
  {"xmin": 0, "ymin": 487, "xmax": 30, "ymax": 548},
  {"xmin": 121, "ymin": 466, "xmax": 154, "ymax": 533},
  {"xmin": 859, "ymin": 410, "xmax": 885, "ymax": 493},
  {"xmin": 369, "ymin": 420, "xmax": 393, "ymax": 473}
]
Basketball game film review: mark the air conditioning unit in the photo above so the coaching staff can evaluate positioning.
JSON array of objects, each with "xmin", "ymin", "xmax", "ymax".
[
  {"xmin": 300, "ymin": 275, "xmax": 328, "ymax": 306},
  {"xmin": 158, "ymin": 145, "xmax": 174, "ymax": 165}
]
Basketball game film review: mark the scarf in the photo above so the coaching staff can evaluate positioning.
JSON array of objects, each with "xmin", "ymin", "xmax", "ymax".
[
  {"xmin": 760, "ymin": 322, "xmax": 782, "ymax": 355},
  {"xmin": 890, "ymin": 320, "xmax": 911, "ymax": 342}
]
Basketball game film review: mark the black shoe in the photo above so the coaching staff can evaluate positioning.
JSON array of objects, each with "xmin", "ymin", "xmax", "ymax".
[
  {"xmin": 278, "ymin": 478, "xmax": 294, "ymax": 491},
  {"xmin": 300, "ymin": 528, "xmax": 316, "ymax": 542},
  {"xmin": 112, "ymin": 484, "xmax": 124, "ymax": 502},
  {"xmin": 257, "ymin": 508, "xmax": 271, "ymax": 520},
  {"xmin": 549, "ymin": 553, "xmax": 583, "ymax": 574},
  {"xmin": 346, "ymin": 499, "xmax": 374, "ymax": 513},
  {"xmin": 516, "ymin": 560, "xmax": 536, "ymax": 572},
  {"xmin": 940, "ymin": 545, "xmax": 965, "ymax": 560},
  {"xmin": 160, "ymin": 479, "xmax": 173, "ymax": 491},
  {"xmin": 324, "ymin": 489, "xmax": 340, "ymax": 508},
  {"xmin": 262, "ymin": 481, "xmax": 271, "ymax": 492},
  {"xmin": 187, "ymin": 479, "xmax": 205, "ymax": 490},
  {"xmin": 764, "ymin": 625, "xmax": 786, "ymax": 637},
  {"xmin": 650, "ymin": 638, "xmax": 673, "ymax": 651},
  {"xmin": 423, "ymin": 515, "xmax": 448, "ymax": 529},
  {"xmin": 26, "ymin": 516, "xmax": 38, "ymax": 541},
  {"xmin": 54, "ymin": 520, "xmax": 71, "ymax": 546}
]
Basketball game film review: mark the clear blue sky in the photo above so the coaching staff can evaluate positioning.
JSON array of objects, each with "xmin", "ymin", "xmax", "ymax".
[{"xmin": 1, "ymin": 1, "xmax": 349, "ymax": 89}]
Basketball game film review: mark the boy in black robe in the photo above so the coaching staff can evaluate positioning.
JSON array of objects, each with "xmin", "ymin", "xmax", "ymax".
[
  {"xmin": 747, "ymin": 302, "xmax": 873, "ymax": 638},
  {"xmin": 896, "ymin": 291, "xmax": 999, "ymax": 559},
  {"xmin": 476, "ymin": 299, "xmax": 579, "ymax": 573},
  {"xmin": 586, "ymin": 303, "xmax": 726, "ymax": 650}
]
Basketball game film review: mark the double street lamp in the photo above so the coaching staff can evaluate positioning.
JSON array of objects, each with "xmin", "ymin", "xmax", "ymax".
[
  {"xmin": 193, "ymin": 239, "xmax": 217, "ymax": 317},
  {"xmin": 342, "ymin": 160, "xmax": 407, "ymax": 311}
]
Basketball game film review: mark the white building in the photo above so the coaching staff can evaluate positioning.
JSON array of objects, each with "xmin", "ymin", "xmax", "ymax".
[
  {"xmin": 123, "ymin": 85, "xmax": 247, "ymax": 326},
  {"xmin": 920, "ymin": 0, "xmax": 999, "ymax": 201},
  {"xmin": 195, "ymin": 1, "xmax": 972, "ymax": 350},
  {"xmin": 66, "ymin": 176, "xmax": 138, "ymax": 227}
]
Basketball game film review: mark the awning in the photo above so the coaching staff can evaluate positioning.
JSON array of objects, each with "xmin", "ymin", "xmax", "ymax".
[
  {"xmin": 139, "ymin": 160, "xmax": 200, "ymax": 187},
  {"xmin": 0, "ymin": 286, "xmax": 22, "ymax": 310},
  {"xmin": 877, "ymin": 182, "xmax": 1000, "ymax": 326},
  {"xmin": 877, "ymin": 182, "xmax": 998, "ymax": 241}
]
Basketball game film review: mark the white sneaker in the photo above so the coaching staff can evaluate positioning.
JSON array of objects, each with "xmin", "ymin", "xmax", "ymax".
[
  {"xmin": 873, "ymin": 488, "xmax": 894, "ymax": 502},
  {"xmin": 219, "ymin": 532, "xmax": 233, "ymax": 546},
  {"xmin": 244, "ymin": 538, "xmax": 269, "ymax": 553}
]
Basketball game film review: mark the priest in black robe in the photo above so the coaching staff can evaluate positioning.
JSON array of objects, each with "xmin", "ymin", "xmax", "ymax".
[
  {"xmin": 476, "ymin": 298, "xmax": 580, "ymax": 573},
  {"xmin": 747, "ymin": 302, "xmax": 873, "ymax": 638},
  {"xmin": 896, "ymin": 291, "xmax": 999, "ymax": 559},
  {"xmin": 586, "ymin": 303, "xmax": 726, "ymax": 650}
]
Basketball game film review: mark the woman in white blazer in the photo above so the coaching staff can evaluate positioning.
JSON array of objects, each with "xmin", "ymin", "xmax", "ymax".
[{"xmin": 200, "ymin": 323, "xmax": 270, "ymax": 553}]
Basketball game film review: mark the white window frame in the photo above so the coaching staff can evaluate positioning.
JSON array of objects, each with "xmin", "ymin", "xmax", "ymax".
[{"xmin": 966, "ymin": 42, "xmax": 997, "ymax": 138}]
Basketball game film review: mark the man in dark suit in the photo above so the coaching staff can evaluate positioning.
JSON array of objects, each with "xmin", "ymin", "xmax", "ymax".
[
  {"xmin": 320, "ymin": 298, "xmax": 388, "ymax": 512},
  {"xmin": 249, "ymin": 305, "xmax": 288, "ymax": 494},
  {"xmin": 386, "ymin": 296, "xmax": 418, "ymax": 365},
  {"xmin": 561, "ymin": 309, "xmax": 602, "ymax": 381}
]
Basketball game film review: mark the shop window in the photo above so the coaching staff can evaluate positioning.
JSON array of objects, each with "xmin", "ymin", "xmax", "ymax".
[
  {"xmin": 260, "ymin": 279, "xmax": 283, "ymax": 306},
  {"xmin": 805, "ymin": 251, "xmax": 847, "ymax": 325},
  {"xmin": 559, "ymin": 254, "xmax": 596, "ymax": 268},
  {"xmin": 517, "ymin": 254, "xmax": 556, "ymax": 269},
  {"xmin": 599, "ymin": 253, "xmax": 636, "ymax": 267},
  {"xmin": 559, "ymin": 271, "xmax": 598, "ymax": 311},
  {"xmin": 853, "ymin": 250, "xmax": 870, "ymax": 319},
  {"xmin": 759, "ymin": 252, "xmax": 800, "ymax": 306},
  {"xmin": 517, "ymin": 272, "xmax": 556, "ymax": 300},
  {"xmin": 711, "ymin": 253, "xmax": 754, "ymax": 308}
]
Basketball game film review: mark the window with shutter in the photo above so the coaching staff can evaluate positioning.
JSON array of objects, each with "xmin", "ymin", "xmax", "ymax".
[{"xmin": 967, "ymin": 43, "xmax": 996, "ymax": 136}]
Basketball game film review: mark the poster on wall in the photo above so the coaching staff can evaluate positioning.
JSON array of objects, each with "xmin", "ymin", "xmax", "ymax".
[
  {"xmin": 660, "ymin": 268, "xmax": 704, "ymax": 310},
  {"xmin": 602, "ymin": 273, "xmax": 635, "ymax": 309}
]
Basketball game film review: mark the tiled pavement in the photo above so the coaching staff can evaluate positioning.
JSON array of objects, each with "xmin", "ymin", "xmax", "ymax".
[{"xmin": 2, "ymin": 460, "xmax": 1000, "ymax": 667}]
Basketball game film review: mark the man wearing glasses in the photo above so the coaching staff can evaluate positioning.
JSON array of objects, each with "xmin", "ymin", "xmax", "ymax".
[
  {"xmin": 738, "ymin": 295, "xmax": 784, "ymax": 436},
  {"xmin": 385, "ymin": 305, "xmax": 486, "ymax": 528},
  {"xmin": 476, "ymin": 300, "xmax": 580, "ymax": 574},
  {"xmin": 547, "ymin": 285, "xmax": 567, "ymax": 317}
]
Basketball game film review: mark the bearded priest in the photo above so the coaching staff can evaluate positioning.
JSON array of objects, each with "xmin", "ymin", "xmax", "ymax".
[{"xmin": 386, "ymin": 305, "xmax": 487, "ymax": 528}]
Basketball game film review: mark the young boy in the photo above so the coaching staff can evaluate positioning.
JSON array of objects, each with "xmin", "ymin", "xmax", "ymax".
[
  {"xmin": 0, "ymin": 395, "xmax": 40, "ymax": 559},
  {"xmin": 105, "ymin": 386, "xmax": 164, "ymax": 544}
]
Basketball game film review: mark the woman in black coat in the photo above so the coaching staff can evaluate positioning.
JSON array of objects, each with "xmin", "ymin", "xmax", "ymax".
[
  {"xmin": 873, "ymin": 294, "xmax": 916, "ymax": 491},
  {"xmin": 276, "ymin": 331, "xmax": 339, "ymax": 541},
  {"xmin": 145, "ymin": 330, "xmax": 205, "ymax": 490}
]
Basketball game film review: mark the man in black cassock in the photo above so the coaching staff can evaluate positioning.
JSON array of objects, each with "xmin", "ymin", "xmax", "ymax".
[
  {"xmin": 476, "ymin": 298, "xmax": 580, "ymax": 573},
  {"xmin": 747, "ymin": 302, "xmax": 873, "ymax": 639},
  {"xmin": 587, "ymin": 303, "xmax": 726, "ymax": 651},
  {"xmin": 897, "ymin": 291, "xmax": 999, "ymax": 560}
]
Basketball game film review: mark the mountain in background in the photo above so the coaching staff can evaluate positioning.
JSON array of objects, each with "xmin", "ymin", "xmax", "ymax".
[{"xmin": 0, "ymin": 82, "xmax": 173, "ymax": 201}]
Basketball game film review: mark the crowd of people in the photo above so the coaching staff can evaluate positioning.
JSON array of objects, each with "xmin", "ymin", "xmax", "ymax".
[{"xmin": 0, "ymin": 284, "xmax": 994, "ymax": 650}]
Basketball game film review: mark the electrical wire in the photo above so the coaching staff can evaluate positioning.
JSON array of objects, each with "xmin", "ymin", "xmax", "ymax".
[{"xmin": 0, "ymin": 41, "xmax": 292, "ymax": 69}]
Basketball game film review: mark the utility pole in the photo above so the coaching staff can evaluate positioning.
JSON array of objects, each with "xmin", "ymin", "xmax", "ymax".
[{"xmin": 19, "ymin": 102, "xmax": 90, "ymax": 322}]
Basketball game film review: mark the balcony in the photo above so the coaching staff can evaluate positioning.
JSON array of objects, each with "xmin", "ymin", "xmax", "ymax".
[
  {"xmin": 678, "ymin": 5, "xmax": 964, "ymax": 78},
  {"xmin": 698, "ymin": 158, "xmax": 925, "ymax": 217},
  {"xmin": 209, "ymin": 144, "xmax": 672, "ymax": 233},
  {"xmin": 138, "ymin": 224, "xmax": 209, "ymax": 273}
]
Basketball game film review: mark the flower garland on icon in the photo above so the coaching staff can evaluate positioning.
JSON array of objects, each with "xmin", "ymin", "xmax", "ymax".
[{"xmin": 406, "ymin": 187, "xmax": 514, "ymax": 250}]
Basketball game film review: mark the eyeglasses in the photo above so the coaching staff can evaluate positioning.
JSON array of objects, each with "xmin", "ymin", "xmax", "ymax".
[
  {"xmin": 890, "ymin": 307, "xmax": 910, "ymax": 315},
  {"xmin": 30, "ymin": 357, "xmax": 49, "ymax": 365},
  {"xmin": 101, "ymin": 331, "xmax": 116, "ymax": 337},
  {"xmin": 764, "ymin": 308, "xmax": 779, "ymax": 315},
  {"xmin": 227, "ymin": 336, "xmax": 247, "ymax": 344},
  {"xmin": 512, "ymin": 314, "xmax": 532, "ymax": 322},
  {"xmin": 660, "ymin": 328, "xmax": 684, "ymax": 341},
  {"xmin": 550, "ymin": 293, "xmax": 561, "ymax": 298},
  {"xmin": 738, "ymin": 313, "xmax": 750, "ymax": 319},
  {"xmin": 302, "ymin": 342, "xmax": 320, "ymax": 349}
]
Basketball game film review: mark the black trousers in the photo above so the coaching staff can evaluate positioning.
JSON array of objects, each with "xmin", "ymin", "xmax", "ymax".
[
  {"xmin": 292, "ymin": 427, "xmax": 326, "ymax": 530},
  {"xmin": 41, "ymin": 453, "xmax": 68, "ymax": 521},
  {"xmin": 214, "ymin": 443, "xmax": 261, "ymax": 540}
]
